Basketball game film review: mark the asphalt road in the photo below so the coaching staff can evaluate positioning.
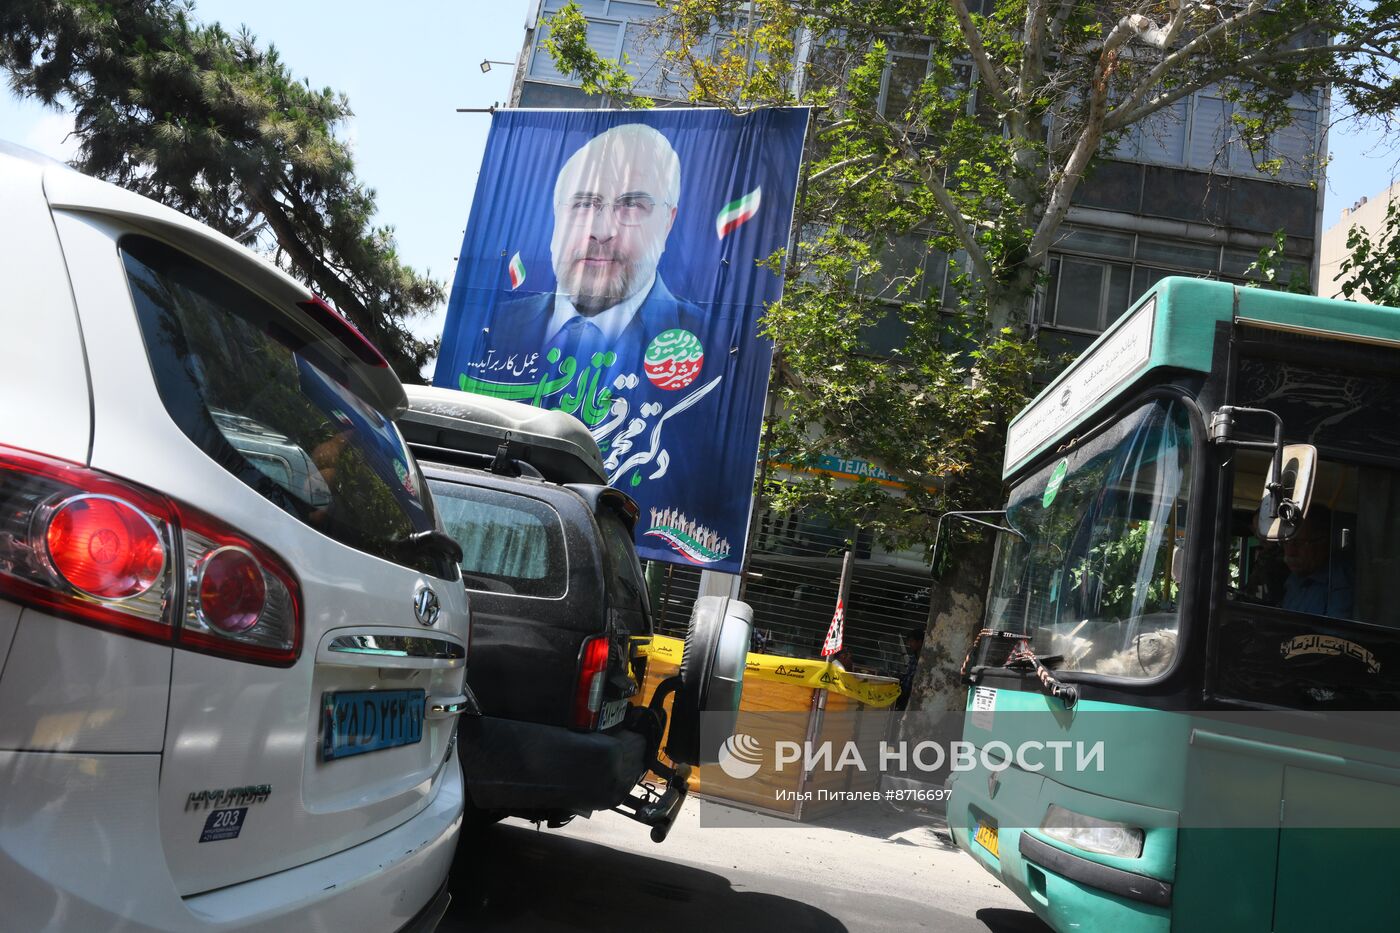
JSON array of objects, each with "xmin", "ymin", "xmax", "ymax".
[{"xmin": 440, "ymin": 799, "xmax": 1052, "ymax": 933}]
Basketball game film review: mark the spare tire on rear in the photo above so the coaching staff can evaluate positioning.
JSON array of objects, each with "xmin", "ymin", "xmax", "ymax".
[{"xmin": 665, "ymin": 596, "xmax": 753, "ymax": 766}]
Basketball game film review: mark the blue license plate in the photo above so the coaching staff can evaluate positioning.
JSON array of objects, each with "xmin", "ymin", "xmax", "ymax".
[{"xmin": 321, "ymin": 689, "xmax": 426, "ymax": 761}]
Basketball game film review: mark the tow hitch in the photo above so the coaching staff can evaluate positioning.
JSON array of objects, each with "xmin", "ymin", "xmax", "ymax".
[
  {"xmin": 615, "ymin": 758, "xmax": 691, "ymax": 843},
  {"xmin": 613, "ymin": 676, "xmax": 690, "ymax": 843}
]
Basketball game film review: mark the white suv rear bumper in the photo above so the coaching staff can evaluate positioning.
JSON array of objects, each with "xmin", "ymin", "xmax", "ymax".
[{"xmin": 0, "ymin": 750, "xmax": 462, "ymax": 932}]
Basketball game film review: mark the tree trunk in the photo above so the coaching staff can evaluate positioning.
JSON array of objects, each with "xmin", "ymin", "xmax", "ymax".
[
  {"xmin": 909, "ymin": 536, "xmax": 995, "ymax": 713},
  {"xmin": 882, "ymin": 537, "xmax": 995, "ymax": 804},
  {"xmin": 985, "ymin": 275, "xmax": 1039, "ymax": 334}
]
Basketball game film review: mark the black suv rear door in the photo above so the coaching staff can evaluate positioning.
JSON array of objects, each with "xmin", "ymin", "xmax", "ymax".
[{"xmin": 425, "ymin": 468, "xmax": 605, "ymax": 725}]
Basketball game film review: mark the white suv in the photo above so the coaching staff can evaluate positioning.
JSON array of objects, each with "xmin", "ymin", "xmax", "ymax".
[{"xmin": 0, "ymin": 142, "xmax": 471, "ymax": 931}]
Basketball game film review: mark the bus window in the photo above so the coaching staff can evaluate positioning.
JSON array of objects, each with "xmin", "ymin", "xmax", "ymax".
[
  {"xmin": 984, "ymin": 398, "xmax": 1192, "ymax": 678},
  {"xmin": 1226, "ymin": 453, "xmax": 1400, "ymax": 629}
]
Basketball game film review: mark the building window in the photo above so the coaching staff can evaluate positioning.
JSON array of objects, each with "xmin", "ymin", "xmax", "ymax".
[
  {"xmin": 1045, "ymin": 257, "xmax": 1132, "ymax": 331},
  {"xmin": 1136, "ymin": 237, "xmax": 1219, "ymax": 272},
  {"xmin": 882, "ymin": 49, "xmax": 930, "ymax": 119},
  {"xmin": 1093, "ymin": 85, "xmax": 1321, "ymax": 186},
  {"xmin": 1042, "ymin": 224, "xmax": 1312, "ymax": 333}
]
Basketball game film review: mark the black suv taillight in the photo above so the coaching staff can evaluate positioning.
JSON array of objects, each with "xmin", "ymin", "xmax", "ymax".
[
  {"xmin": 0, "ymin": 446, "xmax": 301, "ymax": 665},
  {"xmin": 572, "ymin": 635, "xmax": 610, "ymax": 729}
]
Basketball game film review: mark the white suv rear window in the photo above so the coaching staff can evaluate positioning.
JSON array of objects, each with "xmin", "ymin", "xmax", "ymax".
[{"xmin": 121, "ymin": 236, "xmax": 450, "ymax": 578}]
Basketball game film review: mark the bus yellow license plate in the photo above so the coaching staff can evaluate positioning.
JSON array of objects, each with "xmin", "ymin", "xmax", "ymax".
[{"xmin": 974, "ymin": 821, "xmax": 999, "ymax": 857}]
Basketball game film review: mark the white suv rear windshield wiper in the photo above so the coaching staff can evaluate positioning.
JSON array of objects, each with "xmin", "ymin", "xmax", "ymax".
[{"xmin": 394, "ymin": 529, "xmax": 464, "ymax": 565}]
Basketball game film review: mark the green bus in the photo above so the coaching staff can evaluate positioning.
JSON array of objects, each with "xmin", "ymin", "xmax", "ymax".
[{"xmin": 947, "ymin": 277, "xmax": 1400, "ymax": 931}]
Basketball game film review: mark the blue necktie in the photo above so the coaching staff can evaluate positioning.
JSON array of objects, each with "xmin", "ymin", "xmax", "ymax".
[{"xmin": 558, "ymin": 315, "xmax": 604, "ymax": 368}]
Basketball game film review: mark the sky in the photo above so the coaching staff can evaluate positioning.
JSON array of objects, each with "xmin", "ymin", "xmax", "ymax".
[
  {"xmin": 1323, "ymin": 112, "xmax": 1400, "ymax": 219},
  {"xmin": 0, "ymin": 0, "xmax": 534, "ymax": 378},
  {"xmin": 2, "ymin": 0, "xmax": 1397, "ymax": 374}
]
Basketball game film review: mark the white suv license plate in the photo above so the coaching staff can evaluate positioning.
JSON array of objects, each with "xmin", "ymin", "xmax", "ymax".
[{"xmin": 321, "ymin": 688, "xmax": 426, "ymax": 761}]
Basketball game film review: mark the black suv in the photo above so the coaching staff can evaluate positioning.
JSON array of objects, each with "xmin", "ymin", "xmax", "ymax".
[{"xmin": 398, "ymin": 386, "xmax": 750, "ymax": 841}]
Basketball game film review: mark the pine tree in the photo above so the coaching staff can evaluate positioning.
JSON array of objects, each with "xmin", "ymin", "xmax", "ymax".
[{"xmin": 1, "ymin": 0, "xmax": 441, "ymax": 380}]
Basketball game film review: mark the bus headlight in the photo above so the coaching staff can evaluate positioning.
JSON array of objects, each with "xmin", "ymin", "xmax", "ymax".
[{"xmin": 1040, "ymin": 805, "xmax": 1144, "ymax": 858}]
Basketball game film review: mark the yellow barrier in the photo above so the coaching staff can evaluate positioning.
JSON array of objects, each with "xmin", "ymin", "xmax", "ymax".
[{"xmin": 639, "ymin": 634, "xmax": 902, "ymax": 709}]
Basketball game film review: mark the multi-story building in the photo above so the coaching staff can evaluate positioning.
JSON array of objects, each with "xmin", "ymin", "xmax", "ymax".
[
  {"xmin": 500, "ymin": 0, "xmax": 1329, "ymax": 665},
  {"xmin": 1320, "ymin": 181, "xmax": 1400, "ymax": 301}
]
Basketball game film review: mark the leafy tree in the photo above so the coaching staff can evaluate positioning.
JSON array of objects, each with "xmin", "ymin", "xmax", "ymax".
[
  {"xmin": 1338, "ymin": 196, "xmax": 1400, "ymax": 306},
  {"xmin": 544, "ymin": 0, "xmax": 1400, "ymax": 710},
  {"xmin": 1244, "ymin": 230, "xmax": 1312, "ymax": 294},
  {"xmin": 1, "ymin": 0, "xmax": 441, "ymax": 379},
  {"xmin": 547, "ymin": 0, "xmax": 1398, "ymax": 327}
]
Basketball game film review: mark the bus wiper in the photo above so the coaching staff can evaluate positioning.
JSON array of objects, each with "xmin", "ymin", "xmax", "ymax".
[
  {"xmin": 1005, "ymin": 641, "xmax": 1079, "ymax": 709},
  {"xmin": 394, "ymin": 529, "xmax": 464, "ymax": 565},
  {"xmin": 960, "ymin": 629, "xmax": 1079, "ymax": 709},
  {"xmin": 935, "ymin": 510, "xmax": 1025, "ymax": 544},
  {"xmin": 932, "ymin": 510, "xmax": 1025, "ymax": 577}
]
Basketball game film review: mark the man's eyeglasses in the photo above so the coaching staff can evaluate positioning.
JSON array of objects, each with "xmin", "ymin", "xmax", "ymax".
[{"xmin": 564, "ymin": 194, "xmax": 662, "ymax": 227}]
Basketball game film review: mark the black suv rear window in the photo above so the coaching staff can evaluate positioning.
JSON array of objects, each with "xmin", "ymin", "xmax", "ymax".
[
  {"xmin": 121, "ymin": 236, "xmax": 449, "ymax": 578},
  {"xmin": 429, "ymin": 481, "xmax": 567, "ymax": 598},
  {"xmin": 598, "ymin": 509, "xmax": 651, "ymax": 634}
]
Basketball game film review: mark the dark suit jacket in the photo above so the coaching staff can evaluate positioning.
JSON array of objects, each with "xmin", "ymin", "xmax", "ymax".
[
  {"xmin": 481, "ymin": 276, "xmax": 704, "ymax": 380},
  {"xmin": 475, "ymin": 276, "xmax": 725, "ymax": 519}
]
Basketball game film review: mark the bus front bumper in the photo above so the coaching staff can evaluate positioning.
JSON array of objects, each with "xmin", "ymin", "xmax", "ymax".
[{"xmin": 948, "ymin": 766, "xmax": 1175, "ymax": 933}]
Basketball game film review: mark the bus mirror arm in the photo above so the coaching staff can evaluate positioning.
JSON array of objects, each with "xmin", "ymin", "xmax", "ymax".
[
  {"xmin": 932, "ymin": 510, "xmax": 1025, "ymax": 579},
  {"xmin": 1208, "ymin": 406, "xmax": 1315, "ymax": 540},
  {"xmin": 1209, "ymin": 403, "xmax": 1282, "ymax": 512}
]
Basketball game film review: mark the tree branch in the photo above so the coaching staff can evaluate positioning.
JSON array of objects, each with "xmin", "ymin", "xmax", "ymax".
[
  {"xmin": 1018, "ymin": 0, "xmax": 1050, "ymax": 105},
  {"xmin": 819, "ymin": 118, "xmax": 856, "ymax": 134},
  {"xmin": 844, "ymin": 165, "xmax": 883, "ymax": 192},
  {"xmin": 873, "ymin": 116, "xmax": 993, "ymax": 283},
  {"xmin": 1237, "ymin": 40, "xmax": 1387, "ymax": 71},
  {"xmin": 809, "ymin": 151, "xmax": 879, "ymax": 181},
  {"xmin": 947, "ymin": 0, "xmax": 1012, "ymax": 113},
  {"xmin": 1107, "ymin": 34, "xmax": 1385, "ymax": 131},
  {"xmin": 1028, "ymin": 27, "xmax": 1126, "ymax": 264},
  {"xmin": 1105, "ymin": 63, "xmax": 1235, "ymax": 129},
  {"xmin": 1113, "ymin": 0, "xmax": 1268, "ymax": 121}
]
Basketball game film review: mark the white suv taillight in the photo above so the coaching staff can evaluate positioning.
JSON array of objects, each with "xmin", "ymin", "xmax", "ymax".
[
  {"xmin": 0, "ymin": 446, "xmax": 301, "ymax": 666},
  {"xmin": 176, "ymin": 507, "xmax": 301, "ymax": 665},
  {"xmin": 45, "ymin": 495, "xmax": 166, "ymax": 599}
]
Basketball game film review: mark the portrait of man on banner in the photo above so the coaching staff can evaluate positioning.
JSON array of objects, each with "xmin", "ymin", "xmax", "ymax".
[
  {"xmin": 484, "ymin": 124, "xmax": 703, "ymax": 387},
  {"xmin": 436, "ymin": 108, "xmax": 808, "ymax": 573}
]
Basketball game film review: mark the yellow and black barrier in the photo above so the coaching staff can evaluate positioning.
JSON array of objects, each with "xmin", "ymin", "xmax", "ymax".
[{"xmin": 639, "ymin": 634, "xmax": 902, "ymax": 709}]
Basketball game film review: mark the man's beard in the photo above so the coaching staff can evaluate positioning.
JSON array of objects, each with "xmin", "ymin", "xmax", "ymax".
[{"xmin": 557, "ymin": 245, "xmax": 657, "ymax": 316}]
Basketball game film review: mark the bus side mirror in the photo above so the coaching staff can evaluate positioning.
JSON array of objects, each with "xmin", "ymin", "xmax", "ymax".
[
  {"xmin": 931, "ymin": 511, "xmax": 1025, "ymax": 580},
  {"xmin": 1257, "ymin": 443, "xmax": 1317, "ymax": 541}
]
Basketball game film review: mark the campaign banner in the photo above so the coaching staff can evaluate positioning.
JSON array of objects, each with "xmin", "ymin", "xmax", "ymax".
[{"xmin": 436, "ymin": 108, "xmax": 809, "ymax": 572}]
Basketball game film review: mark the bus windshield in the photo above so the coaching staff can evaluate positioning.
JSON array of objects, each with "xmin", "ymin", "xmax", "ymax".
[{"xmin": 984, "ymin": 398, "xmax": 1193, "ymax": 679}]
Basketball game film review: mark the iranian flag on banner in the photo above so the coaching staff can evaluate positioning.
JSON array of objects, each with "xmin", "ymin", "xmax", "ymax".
[
  {"xmin": 507, "ymin": 251, "xmax": 526, "ymax": 290},
  {"xmin": 715, "ymin": 187, "xmax": 762, "ymax": 239},
  {"xmin": 821, "ymin": 598, "xmax": 845, "ymax": 657}
]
